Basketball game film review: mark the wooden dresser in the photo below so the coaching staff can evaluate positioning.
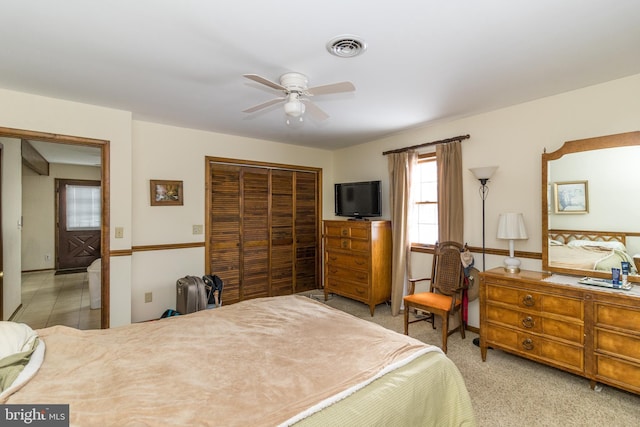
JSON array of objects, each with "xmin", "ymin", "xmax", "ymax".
[
  {"xmin": 323, "ymin": 220, "xmax": 392, "ymax": 316},
  {"xmin": 479, "ymin": 267, "xmax": 640, "ymax": 395}
]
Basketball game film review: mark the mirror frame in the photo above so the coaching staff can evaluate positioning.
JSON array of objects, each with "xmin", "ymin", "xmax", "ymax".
[{"xmin": 542, "ymin": 131, "xmax": 640, "ymax": 282}]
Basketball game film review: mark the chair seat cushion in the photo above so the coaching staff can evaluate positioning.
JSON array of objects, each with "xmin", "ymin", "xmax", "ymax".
[{"xmin": 404, "ymin": 292, "xmax": 459, "ymax": 311}]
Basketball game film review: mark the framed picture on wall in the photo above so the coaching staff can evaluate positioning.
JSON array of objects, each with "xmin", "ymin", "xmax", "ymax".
[
  {"xmin": 553, "ymin": 180, "xmax": 588, "ymax": 214},
  {"xmin": 150, "ymin": 180, "xmax": 183, "ymax": 206}
]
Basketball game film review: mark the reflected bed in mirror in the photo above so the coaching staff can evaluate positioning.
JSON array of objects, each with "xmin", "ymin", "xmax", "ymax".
[{"xmin": 542, "ymin": 131, "xmax": 640, "ymax": 283}]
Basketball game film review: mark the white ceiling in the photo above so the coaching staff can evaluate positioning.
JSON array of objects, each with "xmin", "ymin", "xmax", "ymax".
[
  {"xmin": 27, "ymin": 140, "xmax": 101, "ymax": 167},
  {"xmin": 2, "ymin": 1, "xmax": 640, "ymax": 151}
]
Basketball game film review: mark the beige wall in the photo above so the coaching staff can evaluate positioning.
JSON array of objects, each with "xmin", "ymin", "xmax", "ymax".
[
  {"xmin": 330, "ymin": 73, "xmax": 640, "ymax": 327},
  {"xmin": 2, "ymin": 73, "xmax": 639, "ymax": 326},
  {"xmin": 129, "ymin": 121, "xmax": 334, "ymax": 322},
  {"xmin": 0, "ymin": 88, "xmax": 133, "ymax": 325},
  {"xmin": 22, "ymin": 162, "xmax": 101, "ymax": 271}
]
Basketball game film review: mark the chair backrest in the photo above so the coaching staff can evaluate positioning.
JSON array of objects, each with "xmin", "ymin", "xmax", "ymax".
[{"xmin": 431, "ymin": 241, "xmax": 465, "ymax": 297}]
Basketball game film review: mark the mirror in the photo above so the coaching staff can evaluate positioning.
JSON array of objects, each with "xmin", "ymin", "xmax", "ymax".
[{"xmin": 542, "ymin": 131, "xmax": 640, "ymax": 283}]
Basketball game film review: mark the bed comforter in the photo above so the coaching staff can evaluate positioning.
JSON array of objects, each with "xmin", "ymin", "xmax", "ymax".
[
  {"xmin": 3, "ymin": 295, "xmax": 475, "ymax": 426},
  {"xmin": 549, "ymin": 244, "xmax": 636, "ymax": 273}
]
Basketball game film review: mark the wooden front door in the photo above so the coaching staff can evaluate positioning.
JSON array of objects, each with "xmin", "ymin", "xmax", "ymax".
[{"xmin": 56, "ymin": 179, "xmax": 101, "ymax": 271}]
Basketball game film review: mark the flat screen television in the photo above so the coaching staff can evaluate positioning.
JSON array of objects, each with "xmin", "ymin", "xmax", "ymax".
[{"xmin": 334, "ymin": 180, "xmax": 382, "ymax": 219}]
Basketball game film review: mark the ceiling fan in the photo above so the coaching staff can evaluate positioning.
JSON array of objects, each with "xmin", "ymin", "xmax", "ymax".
[{"xmin": 242, "ymin": 72, "xmax": 355, "ymax": 121}]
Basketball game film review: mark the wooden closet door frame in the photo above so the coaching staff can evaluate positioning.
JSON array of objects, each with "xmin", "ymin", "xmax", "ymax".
[{"xmin": 205, "ymin": 156, "xmax": 322, "ymax": 300}]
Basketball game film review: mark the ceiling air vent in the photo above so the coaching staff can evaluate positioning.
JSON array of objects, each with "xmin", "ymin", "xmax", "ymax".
[{"xmin": 326, "ymin": 35, "xmax": 367, "ymax": 58}]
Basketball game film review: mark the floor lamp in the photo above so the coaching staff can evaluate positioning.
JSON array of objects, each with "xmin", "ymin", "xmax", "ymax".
[
  {"xmin": 469, "ymin": 166, "xmax": 497, "ymax": 348},
  {"xmin": 469, "ymin": 166, "xmax": 498, "ymax": 272}
]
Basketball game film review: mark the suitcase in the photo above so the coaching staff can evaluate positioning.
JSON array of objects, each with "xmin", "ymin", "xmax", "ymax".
[{"xmin": 176, "ymin": 276, "xmax": 208, "ymax": 314}]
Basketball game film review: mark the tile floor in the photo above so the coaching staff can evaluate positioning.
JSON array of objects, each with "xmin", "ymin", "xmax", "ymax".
[{"xmin": 12, "ymin": 270, "xmax": 101, "ymax": 330}]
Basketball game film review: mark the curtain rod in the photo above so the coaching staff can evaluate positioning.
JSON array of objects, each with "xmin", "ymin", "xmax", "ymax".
[{"xmin": 382, "ymin": 134, "xmax": 470, "ymax": 155}]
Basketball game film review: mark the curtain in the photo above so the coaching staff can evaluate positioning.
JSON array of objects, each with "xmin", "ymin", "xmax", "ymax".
[
  {"xmin": 388, "ymin": 150, "xmax": 417, "ymax": 316},
  {"xmin": 436, "ymin": 141, "xmax": 463, "ymax": 243}
]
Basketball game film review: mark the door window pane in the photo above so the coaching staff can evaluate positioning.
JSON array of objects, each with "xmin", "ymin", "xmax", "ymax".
[{"xmin": 66, "ymin": 185, "xmax": 101, "ymax": 230}]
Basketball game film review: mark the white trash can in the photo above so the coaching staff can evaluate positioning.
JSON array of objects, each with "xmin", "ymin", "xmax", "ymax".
[{"xmin": 87, "ymin": 258, "xmax": 101, "ymax": 310}]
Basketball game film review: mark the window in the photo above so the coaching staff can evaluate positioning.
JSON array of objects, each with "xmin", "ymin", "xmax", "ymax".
[
  {"xmin": 66, "ymin": 184, "xmax": 101, "ymax": 230},
  {"xmin": 411, "ymin": 154, "xmax": 438, "ymax": 244}
]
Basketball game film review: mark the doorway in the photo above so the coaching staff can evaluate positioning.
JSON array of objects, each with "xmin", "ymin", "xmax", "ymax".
[{"xmin": 0, "ymin": 126, "xmax": 110, "ymax": 328}]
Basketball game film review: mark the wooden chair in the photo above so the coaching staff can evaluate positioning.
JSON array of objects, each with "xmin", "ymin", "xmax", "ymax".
[{"xmin": 403, "ymin": 241, "xmax": 466, "ymax": 353}]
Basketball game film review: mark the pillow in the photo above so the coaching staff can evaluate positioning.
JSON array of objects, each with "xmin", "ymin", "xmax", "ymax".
[
  {"xmin": 0, "ymin": 340, "xmax": 45, "ymax": 402},
  {"xmin": 0, "ymin": 322, "xmax": 38, "ymax": 359},
  {"xmin": 567, "ymin": 239, "xmax": 626, "ymax": 252}
]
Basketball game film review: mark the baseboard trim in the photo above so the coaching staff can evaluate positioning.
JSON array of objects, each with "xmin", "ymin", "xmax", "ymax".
[
  {"xmin": 8, "ymin": 304, "xmax": 23, "ymax": 321},
  {"xmin": 465, "ymin": 325, "xmax": 479, "ymax": 334}
]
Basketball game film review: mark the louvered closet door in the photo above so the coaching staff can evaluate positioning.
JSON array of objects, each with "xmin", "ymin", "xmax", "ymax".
[
  {"xmin": 271, "ymin": 170, "xmax": 295, "ymax": 296},
  {"xmin": 295, "ymin": 171, "xmax": 318, "ymax": 292},
  {"xmin": 241, "ymin": 168, "xmax": 270, "ymax": 299},
  {"xmin": 210, "ymin": 164, "xmax": 242, "ymax": 303},
  {"xmin": 208, "ymin": 159, "xmax": 320, "ymax": 305}
]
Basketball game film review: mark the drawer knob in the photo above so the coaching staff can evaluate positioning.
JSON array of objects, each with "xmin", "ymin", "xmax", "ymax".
[
  {"xmin": 522, "ymin": 338, "xmax": 534, "ymax": 351},
  {"xmin": 522, "ymin": 294, "xmax": 535, "ymax": 307},
  {"xmin": 341, "ymin": 229, "xmax": 348, "ymax": 236},
  {"xmin": 355, "ymin": 260, "xmax": 365, "ymax": 265},
  {"xmin": 522, "ymin": 316, "xmax": 535, "ymax": 328},
  {"xmin": 341, "ymin": 240, "xmax": 348, "ymax": 248}
]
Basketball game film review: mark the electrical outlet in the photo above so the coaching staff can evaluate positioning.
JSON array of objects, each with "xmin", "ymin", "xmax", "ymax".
[
  {"xmin": 192, "ymin": 224, "xmax": 203, "ymax": 235},
  {"xmin": 144, "ymin": 292, "xmax": 152, "ymax": 303},
  {"xmin": 115, "ymin": 227, "xmax": 124, "ymax": 238}
]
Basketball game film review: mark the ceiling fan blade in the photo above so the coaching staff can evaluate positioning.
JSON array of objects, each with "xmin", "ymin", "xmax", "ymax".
[
  {"xmin": 306, "ymin": 81, "xmax": 355, "ymax": 96},
  {"xmin": 301, "ymin": 100, "xmax": 329, "ymax": 121},
  {"xmin": 243, "ymin": 74, "xmax": 286, "ymax": 91},
  {"xmin": 242, "ymin": 97, "xmax": 285, "ymax": 113}
]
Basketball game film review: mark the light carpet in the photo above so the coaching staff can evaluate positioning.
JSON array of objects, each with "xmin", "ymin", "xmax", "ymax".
[{"xmin": 303, "ymin": 291, "xmax": 640, "ymax": 427}]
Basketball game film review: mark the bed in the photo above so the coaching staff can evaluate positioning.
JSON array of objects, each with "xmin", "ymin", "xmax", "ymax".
[
  {"xmin": 548, "ymin": 230, "xmax": 638, "ymax": 274},
  {"xmin": 1, "ymin": 295, "xmax": 476, "ymax": 426}
]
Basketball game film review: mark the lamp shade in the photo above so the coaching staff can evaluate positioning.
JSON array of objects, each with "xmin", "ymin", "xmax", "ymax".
[
  {"xmin": 469, "ymin": 166, "xmax": 498, "ymax": 180},
  {"xmin": 497, "ymin": 213, "xmax": 528, "ymax": 240}
]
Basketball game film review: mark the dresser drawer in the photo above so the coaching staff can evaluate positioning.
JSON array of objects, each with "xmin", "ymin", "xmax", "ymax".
[
  {"xmin": 595, "ymin": 304, "xmax": 640, "ymax": 333},
  {"xmin": 486, "ymin": 284, "xmax": 583, "ymax": 320},
  {"xmin": 595, "ymin": 328, "xmax": 640, "ymax": 363},
  {"xmin": 325, "ymin": 236, "xmax": 370, "ymax": 251},
  {"xmin": 325, "ymin": 264, "xmax": 369, "ymax": 284},
  {"xmin": 326, "ymin": 278, "xmax": 370, "ymax": 301},
  {"xmin": 325, "ymin": 224, "xmax": 371, "ymax": 239},
  {"xmin": 595, "ymin": 355, "xmax": 640, "ymax": 393},
  {"xmin": 487, "ymin": 305, "xmax": 583, "ymax": 344},
  {"xmin": 486, "ymin": 324, "xmax": 583, "ymax": 371},
  {"xmin": 325, "ymin": 251, "xmax": 369, "ymax": 270}
]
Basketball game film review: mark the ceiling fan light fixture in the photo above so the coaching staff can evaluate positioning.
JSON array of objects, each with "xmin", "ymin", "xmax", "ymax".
[
  {"xmin": 284, "ymin": 94, "xmax": 305, "ymax": 117},
  {"xmin": 326, "ymin": 35, "xmax": 367, "ymax": 58}
]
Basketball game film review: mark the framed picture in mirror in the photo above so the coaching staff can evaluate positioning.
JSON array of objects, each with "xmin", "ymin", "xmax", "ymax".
[{"xmin": 553, "ymin": 180, "xmax": 588, "ymax": 214}]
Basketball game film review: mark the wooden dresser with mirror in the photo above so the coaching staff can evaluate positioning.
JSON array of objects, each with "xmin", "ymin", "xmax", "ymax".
[{"xmin": 480, "ymin": 131, "xmax": 640, "ymax": 395}]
